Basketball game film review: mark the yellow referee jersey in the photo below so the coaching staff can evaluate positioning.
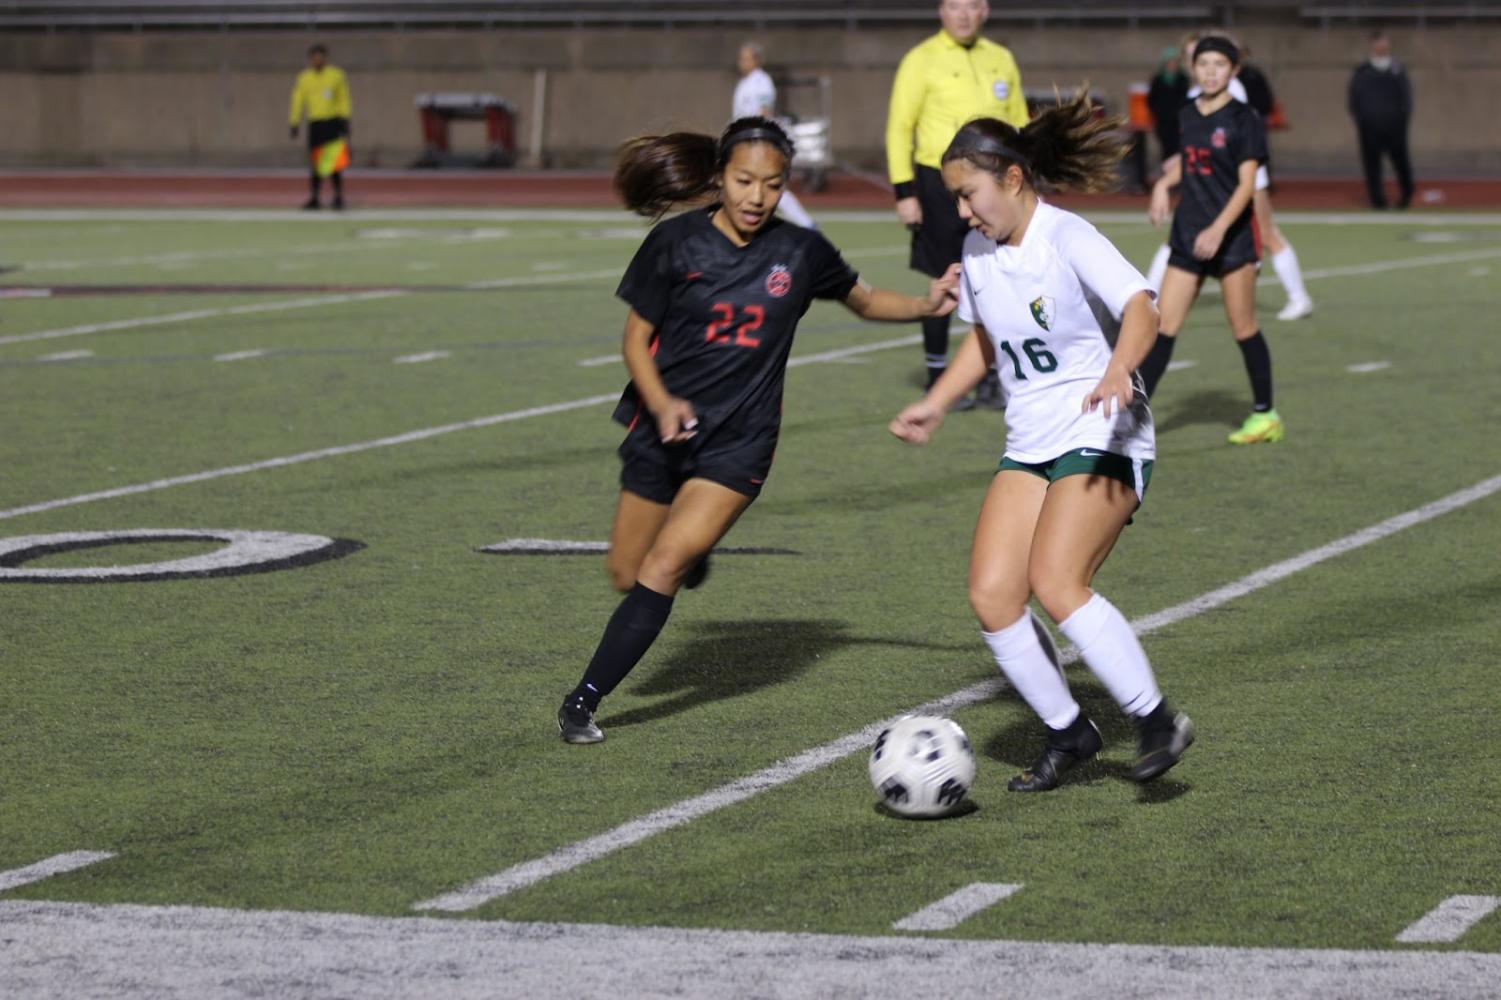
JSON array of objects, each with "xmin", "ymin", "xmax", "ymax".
[
  {"xmin": 289, "ymin": 66, "xmax": 352, "ymax": 126},
  {"xmin": 886, "ymin": 31, "xmax": 1027, "ymax": 187}
]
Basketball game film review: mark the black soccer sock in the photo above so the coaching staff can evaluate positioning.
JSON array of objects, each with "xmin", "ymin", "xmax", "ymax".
[
  {"xmin": 925, "ymin": 362, "xmax": 945, "ymax": 389},
  {"xmin": 1136, "ymin": 332, "xmax": 1177, "ymax": 399},
  {"xmin": 1236, "ymin": 331, "xmax": 1274, "ymax": 412},
  {"xmin": 331, "ymin": 171, "xmax": 344, "ymax": 199},
  {"xmin": 308, "ymin": 171, "xmax": 321, "ymax": 201},
  {"xmin": 569, "ymin": 582, "xmax": 675, "ymax": 710},
  {"xmin": 922, "ymin": 314, "xmax": 951, "ymax": 378}
]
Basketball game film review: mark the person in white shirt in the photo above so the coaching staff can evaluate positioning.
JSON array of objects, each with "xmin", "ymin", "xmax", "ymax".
[
  {"xmin": 890, "ymin": 92, "xmax": 1193, "ymax": 792},
  {"xmin": 1144, "ymin": 33, "xmax": 1313, "ymax": 321},
  {"xmin": 734, "ymin": 43, "xmax": 816, "ymax": 229}
]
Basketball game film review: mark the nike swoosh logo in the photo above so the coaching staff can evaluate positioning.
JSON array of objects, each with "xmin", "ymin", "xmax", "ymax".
[{"xmin": 1079, "ymin": 449, "xmax": 1105, "ymax": 457}]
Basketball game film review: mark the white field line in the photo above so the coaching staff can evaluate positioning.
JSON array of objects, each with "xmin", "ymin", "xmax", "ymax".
[
  {"xmin": 576, "ymin": 353, "xmax": 619, "ymax": 367},
  {"xmin": 393, "ymin": 351, "xmax": 450, "ymax": 364},
  {"xmin": 1347, "ymin": 361, "xmax": 1392, "ymax": 373},
  {"xmin": 0, "ymin": 852, "xmax": 114, "ymax": 893},
  {"xmin": 214, "ymin": 349, "xmax": 267, "ymax": 362},
  {"xmin": 0, "ymin": 268, "xmax": 624, "ymax": 347},
  {"xmin": 37, "ymin": 349, "xmax": 93, "ymax": 362},
  {"xmin": 892, "ymin": 883, "xmax": 1024, "ymax": 931},
  {"xmin": 1396, "ymin": 895, "xmax": 1501, "ymax": 943},
  {"xmin": 413, "ymin": 471, "xmax": 1501, "ymax": 913},
  {"xmin": 1193, "ymin": 245, "xmax": 1501, "ymax": 299},
  {"xmin": 0, "ymin": 334, "xmax": 921, "ymax": 523},
  {"xmin": 4, "ymin": 900, "xmax": 1501, "ymax": 1000},
  {"xmin": 1165, "ymin": 359, "xmax": 1197, "ymax": 372}
]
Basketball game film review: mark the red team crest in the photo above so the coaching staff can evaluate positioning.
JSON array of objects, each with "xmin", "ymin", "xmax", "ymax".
[
  {"xmin": 1211, "ymin": 127, "xmax": 1227, "ymax": 149},
  {"xmin": 765, "ymin": 264, "xmax": 793, "ymax": 298}
]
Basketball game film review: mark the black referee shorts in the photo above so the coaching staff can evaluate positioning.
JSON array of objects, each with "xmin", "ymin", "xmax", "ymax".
[
  {"xmin": 307, "ymin": 117, "xmax": 348, "ymax": 150},
  {"xmin": 618, "ymin": 424, "xmax": 778, "ymax": 505},
  {"xmin": 909, "ymin": 164, "xmax": 969, "ymax": 278}
]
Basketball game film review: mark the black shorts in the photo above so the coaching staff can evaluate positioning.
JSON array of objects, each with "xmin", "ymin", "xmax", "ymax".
[
  {"xmin": 909, "ymin": 164, "xmax": 970, "ymax": 277},
  {"xmin": 618, "ymin": 425, "xmax": 777, "ymax": 505},
  {"xmin": 307, "ymin": 117, "xmax": 348, "ymax": 150},
  {"xmin": 1168, "ymin": 217, "xmax": 1260, "ymax": 279}
]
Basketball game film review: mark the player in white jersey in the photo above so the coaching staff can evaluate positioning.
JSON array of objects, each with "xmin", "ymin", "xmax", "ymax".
[
  {"xmin": 1144, "ymin": 35, "xmax": 1313, "ymax": 320},
  {"xmin": 734, "ymin": 43, "xmax": 816, "ymax": 229},
  {"xmin": 890, "ymin": 93, "xmax": 1193, "ymax": 791}
]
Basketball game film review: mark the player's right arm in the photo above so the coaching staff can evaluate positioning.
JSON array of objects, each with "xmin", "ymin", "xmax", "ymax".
[
  {"xmin": 621, "ymin": 309, "xmax": 696, "ymax": 443},
  {"xmin": 886, "ymin": 49, "xmax": 925, "ymax": 227},
  {"xmin": 1149, "ymin": 156, "xmax": 1181, "ymax": 226}
]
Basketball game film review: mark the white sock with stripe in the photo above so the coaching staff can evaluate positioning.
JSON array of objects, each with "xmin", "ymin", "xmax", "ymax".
[
  {"xmin": 982, "ymin": 610, "xmax": 1079, "ymax": 730},
  {"xmin": 1057, "ymin": 593, "xmax": 1162, "ymax": 718}
]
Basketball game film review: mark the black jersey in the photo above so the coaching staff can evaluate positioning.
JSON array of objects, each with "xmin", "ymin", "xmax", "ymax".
[
  {"xmin": 1170, "ymin": 100, "xmax": 1267, "ymax": 246},
  {"xmin": 612, "ymin": 206, "xmax": 860, "ymax": 442}
]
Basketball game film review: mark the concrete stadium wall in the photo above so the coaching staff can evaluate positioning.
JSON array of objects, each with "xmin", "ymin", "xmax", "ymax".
[{"xmin": 1, "ymin": 24, "xmax": 1497, "ymax": 173}]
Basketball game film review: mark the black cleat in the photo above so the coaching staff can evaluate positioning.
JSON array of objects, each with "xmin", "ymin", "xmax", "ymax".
[
  {"xmin": 975, "ymin": 370, "xmax": 1005, "ymax": 410},
  {"xmin": 1008, "ymin": 717, "xmax": 1102, "ymax": 792},
  {"xmin": 558, "ymin": 695, "xmax": 604, "ymax": 744},
  {"xmin": 331, "ymin": 196, "xmax": 346, "ymax": 211},
  {"xmin": 683, "ymin": 555, "xmax": 712, "ymax": 590},
  {"xmin": 301, "ymin": 197, "xmax": 321, "ymax": 211},
  {"xmin": 1132, "ymin": 711, "xmax": 1194, "ymax": 782}
]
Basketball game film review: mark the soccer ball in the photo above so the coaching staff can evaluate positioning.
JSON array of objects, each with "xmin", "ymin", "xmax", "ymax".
[{"xmin": 868, "ymin": 715, "xmax": 976, "ymax": 818}]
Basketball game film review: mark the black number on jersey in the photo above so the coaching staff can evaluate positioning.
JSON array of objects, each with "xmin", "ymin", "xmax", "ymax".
[
  {"xmin": 705, "ymin": 302, "xmax": 765, "ymax": 348},
  {"xmin": 997, "ymin": 338, "xmax": 1058, "ymax": 380}
]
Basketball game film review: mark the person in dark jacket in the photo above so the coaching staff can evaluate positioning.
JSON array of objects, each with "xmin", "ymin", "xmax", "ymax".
[
  {"xmin": 1348, "ymin": 31, "xmax": 1414, "ymax": 209},
  {"xmin": 1146, "ymin": 45, "xmax": 1189, "ymax": 162}
]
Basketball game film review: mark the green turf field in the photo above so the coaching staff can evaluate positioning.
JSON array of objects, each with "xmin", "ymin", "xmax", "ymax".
[{"xmin": 2, "ymin": 209, "xmax": 1499, "ymax": 992}]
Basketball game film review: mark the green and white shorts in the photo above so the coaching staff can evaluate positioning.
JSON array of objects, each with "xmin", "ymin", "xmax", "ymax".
[{"xmin": 997, "ymin": 448, "xmax": 1154, "ymax": 504}]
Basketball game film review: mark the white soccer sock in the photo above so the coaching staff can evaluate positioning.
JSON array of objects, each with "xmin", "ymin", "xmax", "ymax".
[
  {"xmin": 1271, "ymin": 245, "xmax": 1310, "ymax": 303},
  {"xmin": 777, "ymin": 190, "xmax": 816, "ymax": 229},
  {"xmin": 1146, "ymin": 243, "xmax": 1171, "ymax": 294},
  {"xmin": 982, "ymin": 611, "xmax": 1079, "ymax": 730},
  {"xmin": 1057, "ymin": 593, "xmax": 1162, "ymax": 718}
]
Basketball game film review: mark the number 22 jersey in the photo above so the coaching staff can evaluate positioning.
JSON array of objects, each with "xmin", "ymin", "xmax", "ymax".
[
  {"xmin": 956, "ymin": 201, "xmax": 1155, "ymax": 463},
  {"xmin": 612, "ymin": 206, "xmax": 860, "ymax": 444}
]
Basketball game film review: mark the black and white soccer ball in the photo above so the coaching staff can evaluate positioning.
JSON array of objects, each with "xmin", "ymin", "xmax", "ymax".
[{"xmin": 868, "ymin": 715, "xmax": 976, "ymax": 818}]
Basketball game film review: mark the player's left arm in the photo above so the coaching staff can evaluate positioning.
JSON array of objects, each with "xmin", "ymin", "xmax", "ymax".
[
  {"xmin": 842, "ymin": 264, "xmax": 960, "ymax": 322},
  {"xmin": 1193, "ymin": 159, "xmax": 1257, "ymax": 259},
  {"xmin": 1084, "ymin": 291, "xmax": 1158, "ymax": 417}
]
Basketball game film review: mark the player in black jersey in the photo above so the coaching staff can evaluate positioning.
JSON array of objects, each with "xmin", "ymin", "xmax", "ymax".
[
  {"xmin": 559, "ymin": 116, "xmax": 960, "ymax": 743},
  {"xmin": 1139, "ymin": 35, "xmax": 1284, "ymax": 446}
]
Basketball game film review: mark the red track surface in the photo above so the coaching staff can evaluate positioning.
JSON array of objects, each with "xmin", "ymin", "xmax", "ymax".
[{"xmin": 2, "ymin": 170, "xmax": 1498, "ymax": 210}]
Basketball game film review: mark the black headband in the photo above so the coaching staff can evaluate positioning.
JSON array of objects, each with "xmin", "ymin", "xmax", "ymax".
[
  {"xmin": 945, "ymin": 128, "xmax": 1025, "ymax": 165},
  {"xmin": 1194, "ymin": 36, "xmax": 1240, "ymax": 66},
  {"xmin": 720, "ymin": 126, "xmax": 794, "ymax": 161}
]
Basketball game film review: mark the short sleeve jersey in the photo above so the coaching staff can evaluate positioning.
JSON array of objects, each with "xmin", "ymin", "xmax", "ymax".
[
  {"xmin": 613, "ymin": 207, "xmax": 860, "ymax": 442},
  {"xmin": 956, "ymin": 202, "xmax": 1155, "ymax": 463},
  {"xmin": 1170, "ymin": 100, "xmax": 1267, "ymax": 249},
  {"xmin": 733, "ymin": 68, "xmax": 777, "ymax": 119}
]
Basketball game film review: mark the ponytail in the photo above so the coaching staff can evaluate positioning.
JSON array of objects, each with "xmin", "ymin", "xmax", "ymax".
[
  {"xmin": 942, "ymin": 89, "xmax": 1128, "ymax": 195},
  {"xmin": 614, "ymin": 116, "xmax": 795, "ymax": 219}
]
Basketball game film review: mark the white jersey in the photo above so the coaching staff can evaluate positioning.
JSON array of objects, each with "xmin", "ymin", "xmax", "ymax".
[
  {"xmin": 733, "ymin": 68, "xmax": 777, "ymax": 119},
  {"xmin": 956, "ymin": 201, "xmax": 1156, "ymax": 463},
  {"xmin": 1187, "ymin": 77, "xmax": 1269, "ymax": 189}
]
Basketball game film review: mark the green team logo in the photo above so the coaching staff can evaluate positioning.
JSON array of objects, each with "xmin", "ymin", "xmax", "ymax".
[{"xmin": 1029, "ymin": 296, "xmax": 1055, "ymax": 331}]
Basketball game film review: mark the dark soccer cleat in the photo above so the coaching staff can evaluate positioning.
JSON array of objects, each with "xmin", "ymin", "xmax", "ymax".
[
  {"xmin": 683, "ymin": 555, "xmax": 712, "ymax": 590},
  {"xmin": 1132, "ymin": 711, "xmax": 1194, "ymax": 782},
  {"xmin": 1008, "ymin": 717, "xmax": 1102, "ymax": 792},
  {"xmin": 975, "ymin": 370, "xmax": 1005, "ymax": 411},
  {"xmin": 558, "ymin": 695, "xmax": 604, "ymax": 744}
]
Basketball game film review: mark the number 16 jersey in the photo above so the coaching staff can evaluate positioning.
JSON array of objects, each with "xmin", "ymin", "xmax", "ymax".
[{"xmin": 956, "ymin": 201, "xmax": 1155, "ymax": 464}]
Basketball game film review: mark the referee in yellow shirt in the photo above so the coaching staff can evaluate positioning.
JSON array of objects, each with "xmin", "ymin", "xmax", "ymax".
[
  {"xmin": 289, "ymin": 44, "xmax": 352, "ymax": 210},
  {"xmin": 887, "ymin": 0, "xmax": 1026, "ymax": 406}
]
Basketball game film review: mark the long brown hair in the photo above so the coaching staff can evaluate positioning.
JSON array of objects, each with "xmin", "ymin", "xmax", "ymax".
[
  {"xmin": 613, "ymin": 116, "xmax": 795, "ymax": 218},
  {"xmin": 941, "ymin": 89, "xmax": 1127, "ymax": 195}
]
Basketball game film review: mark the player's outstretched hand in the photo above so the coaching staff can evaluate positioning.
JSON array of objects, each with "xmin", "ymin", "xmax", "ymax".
[
  {"xmin": 890, "ymin": 400, "xmax": 944, "ymax": 445},
  {"xmin": 654, "ymin": 397, "xmax": 699, "ymax": 444},
  {"xmin": 1082, "ymin": 367, "xmax": 1135, "ymax": 419},
  {"xmin": 926, "ymin": 263, "xmax": 961, "ymax": 317}
]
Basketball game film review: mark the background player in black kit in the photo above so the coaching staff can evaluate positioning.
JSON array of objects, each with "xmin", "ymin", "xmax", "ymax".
[
  {"xmin": 1139, "ymin": 35, "xmax": 1284, "ymax": 446},
  {"xmin": 559, "ymin": 116, "xmax": 960, "ymax": 743}
]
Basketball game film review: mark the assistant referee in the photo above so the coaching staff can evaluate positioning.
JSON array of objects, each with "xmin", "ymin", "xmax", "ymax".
[
  {"xmin": 288, "ymin": 43, "xmax": 352, "ymax": 210},
  {"xmin": 887, "ymin": 0, "xmax": 1026, "ymax": 407}
]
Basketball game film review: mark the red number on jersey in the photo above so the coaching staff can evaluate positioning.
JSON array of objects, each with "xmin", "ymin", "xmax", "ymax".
[{"xmin": 705, "ymin": 302, "xmax": 764, "ymax": 349}]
